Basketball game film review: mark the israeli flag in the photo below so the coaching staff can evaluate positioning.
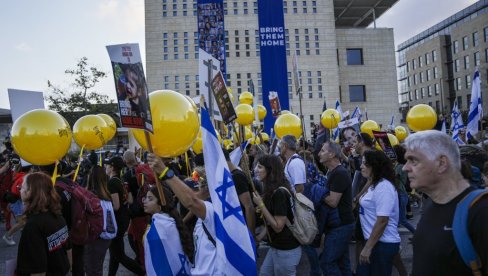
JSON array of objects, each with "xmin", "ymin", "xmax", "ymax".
[
  {"xmin": 388, "ymin": 114, "xmax": 395, "ymax": 130},
  {"xmin": 467, "ymin": 69, "xmax": 483, "ymax": 140},
  {"xmin": 441, "ymin": 119, "xmax": 447, "ymax": 134},
  {"xmin": 333, "ymin": 100, "xmax": 344, "ymax": 141},
  {"xmin": 451, "ymin": 100, "xmax": 465, "ymax": 145},
  {"xmin": 201, "ymin": 106, "xmax": 257, "ymax": 275},
  {"xmin": 351, "ymin": 106, "xmax": 362, "ymax": 121},
  {"xmin": 144, "ymin": 213, "xmax": 191, "ymax": 276},
  {"xmin": 229, "ymin": 140, "xmax": 249, "ymax": 167}
]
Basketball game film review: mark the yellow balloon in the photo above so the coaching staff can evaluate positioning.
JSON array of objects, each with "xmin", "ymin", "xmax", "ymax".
[
  {"xmin": 11, "ymin": 109, "xmax": 72, "ymax": 165},
  {"xmin": 406, "ymin": 104, "xmax": 437, "ymax": 132},
  {"xmin": 395, "ymin": 126, "xmax": 408, "ymax": 142},
  {"xmin": 73, "ymin": 115, "xmax": 108, "ymax": 150},
  {"xmin": 233, "ymin": 126, "xmax": 253, "ymax": 142},
  {"xmin": 131, "ymin": 90, "xmax": 200, "ymax": 157},
  {"xmin": 223, "ymin": 139, "xmax": 234, "ymax": 149},
  {"xmin": 360, "ymin": 120, "xmax": 380, "ymax": 138},
  {"xmin": 239, "ymin": 91, "xmax": 253, "ymax": 105},
  {"xmin": 274, "ymin": 113, "xmax": 302, "ymax": 139},
  {"xmin": 97, "ymin": 114, "xmax": 117, "ymax": 142},
  {"xmin": 281, "ymin": 110, "xmax": 291, "ymax": 115},
  {"xmin": 257, "ymin": 105, "xmax": 267, "ymax": 121},
  {"xmin": 184, "ymin": 95, "xmax": 198, "ymax": 112},
  {"xmin": 235, "ymin": 104, "xmax": 254, "ymax": 126},
  {"xmin": 260, "ymin": 132, "xmax": 269, "ymax": 142},
  {"xmin": 192, "ymin": 137, "xmax": 203, "ymax": 154},
  {"xmin": 388, "ymin": 133, "xmax": 399, "ymax": 147},
  {"xmin": 321, "ymin": 109, "xmax": 341, "ymax": 129}
]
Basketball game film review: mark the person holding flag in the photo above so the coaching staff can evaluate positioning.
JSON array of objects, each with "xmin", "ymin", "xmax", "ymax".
[
  {"xmin": 147, "ymin": 103, "xmax": 257, "ymax": 275},
  {"xmin": 467, "ymin": 68, "xmax": 483, "ymax": 142},
  {"xmin": 451, "ymin": 100, "xmax": 465, "ymax": 145}
]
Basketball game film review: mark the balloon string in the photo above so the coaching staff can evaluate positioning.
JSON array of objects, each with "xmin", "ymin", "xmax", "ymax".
[
  {"xmin": 185, "ymin": 152, "xmax": 190, "ymax": 177},
  {"xmin": 99, "ymin": 152, "xmax": 103, "ymax": 166},
  {"xmin": 73, "ymin": 145, "xmax": 86, "ymax": 182},
  {"xmin": 51, "ymin": 160, "xmax": 59, "ymax": 186}
]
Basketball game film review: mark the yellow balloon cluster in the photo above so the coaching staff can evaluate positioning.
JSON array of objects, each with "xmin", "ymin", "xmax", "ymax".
[
  {"xmin": 97, "ymin": 114, "xmax": 117, "ymax": 142},
  {"xmin": 360, "ymin": 120, "xmax": 380, "ymax": 138},
  {"xmin": 250, "ymin": 132, "xmax": 270, "ymax": 144},
  {"xmin": 11, "ymin": 109, "xmax": 72, "ymax": 165},
  {"xmin": 274, "ymin": 113, "xmax": 302, "ymax": 139},
  {"xmin": 406, "ymin": 104, "xmax": 437, "ymax": 132},
  {"xmin": 321, "ymin": 109, "xmax": 341, "ymax": 129},
  {"xmin": 394, "ymin": 126, "xmax": 408, "ymax": 141},
  {"xmin": 233, "ymin": 126, "xmax": 253, "ymax": 142},
  {"xmin": 235, "ymin": 104, "xmax": 254, "ymax": 126},
  {"xmin": 239, "ymin": 91, "xmax": 253, "ymax": 105},
  {"xmin": 73, "ymin": 115, "xmax": 108, "ymax": 150},
  {"xmin": 131, "ymin": 90, "xmax": 200, "ymax": 157}
]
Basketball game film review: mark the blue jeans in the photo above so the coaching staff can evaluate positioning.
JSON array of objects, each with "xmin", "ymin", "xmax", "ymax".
[
  {"xmin": 303, "ymin": 245, "xmax": 321, "ymax": 276},
  {"xmin": 320, "ymin": 223, "xmax": 354, "ymax": 276},
  {"xmin": 398, "ymin": 192, "xmax": 415, "ymax": 234},
  {"xmin": 356, "ymin": 241, "xmax": 400, "ymax": 276},
  {"xmin": 260, "ymin": 246, "xmax": 302, "ymax": 276}
]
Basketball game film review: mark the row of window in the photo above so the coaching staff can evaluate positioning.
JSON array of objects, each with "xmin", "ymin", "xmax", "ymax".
[
  {"xmin": 454, "ymin": 75, "xmax": 474, "ymax": 91},
  {"xmin": 408, "ymin": 67, "xmax": 439, "ymax": 86},
  {"xmin": 452, "ymin": 27, "xmax": 488, "ymax": 54},
  {"xmin": 406, "ymin": 50, "xmax": 437, "ymax": 71},
  {"xmin": 162, "ymin": 1, "xmax": 318, "ymax": 16},
  {"xmin": 409, "ymin": 84, "xmax": 441, "ymax": 101}
]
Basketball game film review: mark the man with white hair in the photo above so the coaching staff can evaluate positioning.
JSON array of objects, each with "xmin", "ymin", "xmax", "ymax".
[{"xmin": 403, "ymin": 130, "xmax": 488, "ymax": 275}]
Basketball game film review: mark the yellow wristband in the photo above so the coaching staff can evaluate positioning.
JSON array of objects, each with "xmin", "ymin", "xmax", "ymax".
[
  {"xmin": 259, "ymin": 203, "xmax": 265, "ymax": 209},
  {"xmin": 158, "ymin": 167, "xmax": 169, "ymax": 180}
]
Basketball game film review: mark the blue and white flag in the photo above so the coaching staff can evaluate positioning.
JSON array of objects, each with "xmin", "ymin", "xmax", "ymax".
[
  {"xmin": 332, "ymin": 100, "xmax": 344, "ymax": 141},
  {"xmin": 144, "ymin": 213, "xmax": 191, "ymax": 276},
  {"xmin": 229, "ymin": 140, "xmax": 249, "ymax": 167},
  {"xmin": 388, "ymin": 114, "xmax": 395, "ymax": 130},
  {"xmin": 441, "ymin": 119, "xmax": 447, "ymax": 134},
  {"xmin": 451, "ymin": 100, "xmax": 465, "ymax": 145},
  {"xmin": 467, "ymin": 69, "xmax": 483, "ymax": 140},
  {"xmin": 201, "ymin": 106, "xmax": 257, "ymax": 275},
  {"xmin": 351, "ymin": 106, "xmax": 362, "ymax": 121}
]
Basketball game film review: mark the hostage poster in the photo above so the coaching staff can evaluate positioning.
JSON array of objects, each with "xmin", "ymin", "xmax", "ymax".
[{"xmin": 106, "ymin": 43, "xmax": 153, "ymax": 132}]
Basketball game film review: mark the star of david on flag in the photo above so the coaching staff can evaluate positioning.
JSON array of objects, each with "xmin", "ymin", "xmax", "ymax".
[{"xmin": 200, "ymin": 105, "xmax": 257, "ymax": 275}]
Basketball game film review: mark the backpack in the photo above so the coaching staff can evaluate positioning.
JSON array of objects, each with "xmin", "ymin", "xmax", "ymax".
[
  {"xmin": 99, "ymin": 200, "xmax": 118, "ymax": 240},
  {"xmin": 277, "ymin": 187, "xmax": 318, "ymax": 245},
  {"xmin": 56, "ymin": 179, "xmax": 104, "ymax": 245},
  {"xmin": 452, "ymin": 188, "xmax": 488, "ymax": 275}
]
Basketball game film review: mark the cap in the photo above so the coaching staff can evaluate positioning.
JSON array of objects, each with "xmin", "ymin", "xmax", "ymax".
[{"xmin": 104, "ymin": 156, "xmax": 125, "ymax": 170}]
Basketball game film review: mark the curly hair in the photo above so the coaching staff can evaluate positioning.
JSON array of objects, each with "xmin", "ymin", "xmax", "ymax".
[
  {"xmin": 149, "ymin": 186, "xmax": 195, "ymax": 262},
  {"xmin": 23, "ymin": 172, "xmax": 62, "ymax": 216},
  {"xmin": 256, "ymin": 154, "xmax": 291, "ymax": 202},
  {"xmin": 363, "ymin": 150, "xmax": 397, "ymax": 189}
]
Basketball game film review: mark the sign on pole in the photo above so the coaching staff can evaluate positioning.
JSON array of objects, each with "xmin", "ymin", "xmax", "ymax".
[{"xmin": 211, "ymin": 71, "xmax": 236, "ymax": 124}]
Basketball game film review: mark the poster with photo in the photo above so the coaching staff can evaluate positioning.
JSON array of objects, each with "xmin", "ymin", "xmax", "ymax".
[
  {"xmin": 372, "ymin": 130, "xmax": 397, "ymax": 160},
  {"xmin": 106, "ymin": 43, "xmax": 153, "ymax": 132}
]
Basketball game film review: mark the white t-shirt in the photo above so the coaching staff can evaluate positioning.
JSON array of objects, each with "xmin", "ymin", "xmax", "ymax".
[
  {"xmin": 284, "ymin": 154, "xmax": 306, "ymax": 192},
  {"xmin": 359, "ymin": 179, "xmax": 401, "ymax": 243},
  {"xmin": 191, "ymin": 201, "xmax": 218, "ymax": 276}
]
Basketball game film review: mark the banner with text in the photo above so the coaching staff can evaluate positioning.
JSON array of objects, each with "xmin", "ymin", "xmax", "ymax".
[
  {"xmin": 197, "ymin": 0, "xmax": 226, "ymax": 78},
  {"xmin": 258, "ymin": 0, "xmax": 289, "ymax": 132},
  {"xmin": 106, "ymin": 43, "xmax": 153, "ymax": 132}
]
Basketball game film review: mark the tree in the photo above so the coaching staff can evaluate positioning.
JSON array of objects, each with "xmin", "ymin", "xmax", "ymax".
[{"xmin": 46, "ymin": 57, "xmax": 115, "ymax": 117}]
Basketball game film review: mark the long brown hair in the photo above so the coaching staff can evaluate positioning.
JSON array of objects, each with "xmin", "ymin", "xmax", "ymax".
[
  {"xmin": 86, "ymin": 166, "xmax": 112, "ymax": 201},
  {"xmin": 256, "ymin": 154, "xmax": 292, "ymax": 203},
  {"xmin": 149, "ymin": 186, "xmax": 195, "ymax": 262},
  {"xmin": 23, "ymin": 172, "xmax": 62, "ymax": 216}
]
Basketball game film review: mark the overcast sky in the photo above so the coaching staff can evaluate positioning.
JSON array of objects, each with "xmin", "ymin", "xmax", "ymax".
[{"xmin": 0, "ymin": 0, "xmax": 478, "ymax": 110}]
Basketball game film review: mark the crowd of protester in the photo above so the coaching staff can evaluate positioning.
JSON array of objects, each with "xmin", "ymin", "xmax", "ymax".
[{"xmin": 0, "ymin": 126, "xmax": 487, "ymax": 275}]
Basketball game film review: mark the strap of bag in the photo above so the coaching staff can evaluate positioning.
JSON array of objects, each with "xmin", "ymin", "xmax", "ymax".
[
  {"xmin": 452, "ymin": 189, "xmax": 488, "ymax": 276},
  {"xmin": 274, "ymin": 186, "xmax": 294, "ymax": 226},
  {"xmin": 202, "ymin": 222, "xmax": 216, "ymax": 247}
]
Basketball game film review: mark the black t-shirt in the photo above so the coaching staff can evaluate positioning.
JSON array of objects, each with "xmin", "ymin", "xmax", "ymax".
[
  {"xmin": 232, "ymin": 169, "xmax": 251, "ymax": 212},
  {"xmin": 412, "ymin": 187, "xmax": 488, "ymax": 276},
  {"xmin": 266, "ymin": 187, "xmax": 300, "ymax": 250},
  {"xmin": 327, "ymin": 165, "xmax": 354, "ymax": 225},
  {"xmin": 17, "ymin": 212, "xmax": 71, "ymax": 276},
  {"xmin": 108, "ymin": 177, "xmax": 129, "ymax": 217}
]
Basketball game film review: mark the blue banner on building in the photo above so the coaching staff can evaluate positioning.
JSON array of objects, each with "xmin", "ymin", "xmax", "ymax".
[
  {"xmin": 197, "ymin": 0, "xmax": 226, "ymax": 78},
  {"xmin": 258, "ymin": 0, "xmax": 289, "ymax": 133}
]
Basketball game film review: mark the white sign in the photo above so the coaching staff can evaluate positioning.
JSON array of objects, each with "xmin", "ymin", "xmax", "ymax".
[
  {"xmin": 199, "ymin": 48, "xmax": 222, "ymax": 121},
  {"xmin": 338, "ymin": 117, "xmax": 359, "ymax": 129},
  {"xmin": 7, "ymin": 89, "xmax": 45, "ymax": 122}
]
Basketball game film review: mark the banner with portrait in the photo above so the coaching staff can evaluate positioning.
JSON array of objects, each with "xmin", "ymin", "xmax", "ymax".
[
  {"xmin": 258, "ymin": 0, "xmax": 289, "ymax": 132},
  {"xmin": 197, "ymin": 0, "xmax": 226, "ymax": 78},
  {"xmin": 106, "ymin": 43, "xmax": 153, "ymax": 133}
]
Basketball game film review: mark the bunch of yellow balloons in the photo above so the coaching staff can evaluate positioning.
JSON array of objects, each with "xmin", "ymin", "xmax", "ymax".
[
  {"xmin": 11, "ymin": 109, "xmax": 72, "ymax": 165},
  {"xmin": 406, "ymin": 104, "xmax": 437, "ymax": 132},
  {"xmin": 131, "ymin": 90, "xmax": 200, "ymax": 157},
  {"xmin": 274, "ymin": 113, "xmax": 302, "ymax": 138}
]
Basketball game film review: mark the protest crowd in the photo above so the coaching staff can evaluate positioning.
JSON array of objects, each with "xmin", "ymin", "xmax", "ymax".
[{"xmin": 1, "ymin": 109, "xmax": 488, "ymax": 276}]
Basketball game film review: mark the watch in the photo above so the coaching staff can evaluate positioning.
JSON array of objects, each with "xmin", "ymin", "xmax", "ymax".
[{"xmin": 161, "ymin": 169, "xmax": 175, "ymax": 181}]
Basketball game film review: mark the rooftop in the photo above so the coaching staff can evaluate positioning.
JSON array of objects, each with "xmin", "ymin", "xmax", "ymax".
[{"xmin": 334, "ymin": 0, "xmax": 399, "ymax": 27}]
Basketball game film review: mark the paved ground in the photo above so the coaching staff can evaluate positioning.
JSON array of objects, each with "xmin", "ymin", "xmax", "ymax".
[{"xmin": 0, "ymin": 206, "xmax": 421, "ymax": 275}]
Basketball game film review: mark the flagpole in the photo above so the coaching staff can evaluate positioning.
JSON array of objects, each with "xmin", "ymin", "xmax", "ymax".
[{"xmin": 144, "ymin": 131, "xmax": 166, "ymax": 206}]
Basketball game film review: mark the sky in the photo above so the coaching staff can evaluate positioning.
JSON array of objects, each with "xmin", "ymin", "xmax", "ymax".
[{"xmin": 0, "ymin": 0, "xmax": 478, "ymax": 110}]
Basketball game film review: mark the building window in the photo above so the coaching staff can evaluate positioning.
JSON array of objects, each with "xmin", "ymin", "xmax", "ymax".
[
  {"xmin": 473, "ymin": 32, "xmax": 479, "ymax": 47},
  {"xmin": 435, "ymin": 83, "xmax": 439, "ymax": 95},
  {"xmin": 425, "ymin": 53, "xmax": 430, "ymax": 65},
  {"xmin": 427, "ymin": 70, "xmax": 431, "ymax": 81},
  {"xmin": 419, "ymin": 56, "xmax": 423, "ymax": 67},
  {"xmin": 420, "ymin": 72, "xmax": 424, "ymax": 83},
  {"xmin": 486, "ymin": 48, "xmax": 488, "ymax": 62},
  {"xmin": 432, "ymin": 50, "xmax": 437, "ymax": 62},
  {"xmin": 433, "ymin": 67, "xmax": 438, "ymax": 79},
  {"xmin": 349, "ymin": 85, "xmax": 366, "ymax": 102},
  {"xmin": 465, "ymin": 75, "xmax": 471, "ymax": 89},
  {"xmin": 474, "ymin": 52, "xmax": 481, "ymax": 66},
  {"xmin": 421, "ymin": 87, "xmax": 425, "ymax": 98},
  {"xmin": 412, "ymin": 59, "xmax": 416, "ymax": 69},
  {"xmin": 456, "ymin": 78, "xmax": 462, "ymax": 91},
  {"xmin": 428, "ymin": 85, "xmax": 432, "ymax": 97},
  {"xmin": 458, "ymin": 96, "xmax": 463, "ymax": 109},
  {"xmin": 464, "ymin": 55, "xmax": 470, "ymax": 70},
  {"xmin": 463, "ymin": 36, "xmax": 469, "ymax": 50},
  {"xmin": 453, "ymin": 41, "xmax": 459, "ymax": 54},
  {"xmin": 454, "ymin": 59, "xmax": 460, "ymax": 72},
  {"xmin": 485, "ymin": 26, "xmax": 488, "ymax": 42},
  {"xmin": 413, "ymin": 74, "xmax": 417, "ymax": 85},
  {"xmin": 346, "ymin": 49, "xmax": 363, "ymax": 65},
  {"xmin": 415, "ymin": 89, "xmax": 419, "ymax": 100}
]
